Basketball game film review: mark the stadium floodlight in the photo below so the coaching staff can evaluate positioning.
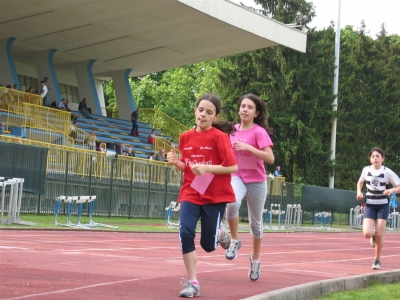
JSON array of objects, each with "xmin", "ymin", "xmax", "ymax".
[{"xmin": 286, "ymin": 11, "xmax": 310, "ymax": 32}]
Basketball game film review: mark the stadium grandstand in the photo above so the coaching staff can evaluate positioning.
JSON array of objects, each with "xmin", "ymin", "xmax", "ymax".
[{"xmin": 0, "ymin": 0, "xmax": 310, "ymax": 219}]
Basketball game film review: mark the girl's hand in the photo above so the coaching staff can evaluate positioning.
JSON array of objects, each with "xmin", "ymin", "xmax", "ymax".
[
  {"xmin": 167, "ymin": 149, "xmax": 178, "ymax": 165},
  {"xmin": 233, "ymin": 141, "xmax": 249, "ymax": 151},
  {"xmin": 356, "ymin": 192, "xmax": 364, "ymax": 201},
  {"xmin": 190, "ymin": 164, "xmax": 208, "ymax": 175},
  {"xmin": 383, "ymin": 189, "xmax": 394, "ymax": 196}
]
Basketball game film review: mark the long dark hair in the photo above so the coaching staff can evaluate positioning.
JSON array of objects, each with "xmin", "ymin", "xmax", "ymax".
[
  {"xmin": 195, "ymin": 93, "xmax": 236, "ymax": 135},
  {"xmin": 237, "ymin": 93, "xmax": 272, "ymax": 134}
]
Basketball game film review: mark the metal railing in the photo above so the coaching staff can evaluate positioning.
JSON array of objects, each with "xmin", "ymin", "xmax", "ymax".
[
  {"xmin": 0, "ymin": 135, "xmax": 181, "ymax": 185},
  {"xmin": 0, "ymin": 87, "xmax": 71, "ymax": 135},
  {"xmin": 3, "ymin": 109, "xmax": 74, "ymax": 146},
  {"xmin": 139, "ymin": 108, "xmax": 189, "ymax": 142},
  {"xmin": 0, "ymin": 86, "xmax": 42, "ymax": 106}
]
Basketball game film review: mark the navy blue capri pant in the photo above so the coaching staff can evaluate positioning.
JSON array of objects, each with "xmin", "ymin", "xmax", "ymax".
[{"xmin": 179, "ymin": 201, "xmax": 226, "ymax": 254}]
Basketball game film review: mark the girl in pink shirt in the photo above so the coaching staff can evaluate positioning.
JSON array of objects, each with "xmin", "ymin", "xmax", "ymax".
[{"xmin": 225, "ymin": 93, "xmax": 274, "ymax": 281}]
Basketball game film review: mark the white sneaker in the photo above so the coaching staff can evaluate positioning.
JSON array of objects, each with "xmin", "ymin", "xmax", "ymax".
[
  {"xmin": 179, "ymin": 279, "xmax": 200, "ymax": 297},
  {"xmin": 370, "ymin": 237, "xmax": 375, "ymax": 247},
  {"xmin": 218, "ymin": 223, "xmax": 231, "ymax": 250},
  {"xmin": 372, "ymin": 259, "xmax": 381, "ymax": 270},
  {"xmin": 225, "ymin": 239, "xmax": 242, "ymax": 260},
  {"xmin": 248, "ymin": 255, "xmax": 261, "ymax": 281}
]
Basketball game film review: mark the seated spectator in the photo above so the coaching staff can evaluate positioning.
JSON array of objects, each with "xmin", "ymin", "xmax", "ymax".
[
  {"xmin": 24, "ymin": 86, "xmax": 34, "ymax": 102},
  {"xmin": 13, "ymin": 83, "xmax": 18, "ymax": 90},
  {"xmin": 147, "ymin": 129, "xmax": 155, "ymax": 144},
  {"xmin": 125, "ymin": 145, "xmax": 136, "ymax": 157},
  {"xmin": 154, "ymin": 148, "xmax": 166, "ymax": 161},
  {"xmin": 96, "ymin": 141, "xmax": 106, "ymax": 153},
  {"xmin": 115, "ymin": 143, "xmax": 125, "ymax": 158},
  {"xmin": 58, "ymin": 98, "xmax": 71, "ymax": 111},
  {"xmin": 69, "ymin": 121, "xmax": 78, "ymax": 142},
  {"xmin": 147, "ymin": 152, "xmax": 155, "ymax": 160},
  {"xmin": 2, "ymin": 85, "xmax": 13, "ymax": 103},
  {"xmin": 78, "ymin": 98, "xmax": 92, "ymax": 119},
  {"xmin": 12, "ymin": 135, "xmax": 22, "ymax": 144},
  {"xmin": 0, "ymin": 122, "xmax": 3, "ymax": 134},
  {"xmin": 85, "ymin": 130, "xmax": 97, "ymax": 151},
  {"xmin": 64, "ymin": 99, "xmax": 70, "ymax": 111}
]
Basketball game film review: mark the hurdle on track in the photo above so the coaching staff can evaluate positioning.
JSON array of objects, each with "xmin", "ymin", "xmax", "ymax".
[
  {"xmin": 54, "ymin": 196, "xmax": 118, "ymax": 229},
  {"xmin": 313, "ymin": 211, "xmax": 332, "ymax": 229},
  {"xmin": 284, "ymin": 204, "xmax": 302, "ymax": 229},
  {"xmin": 164, "ymin": 201, "xmax": 180, "ymax": 228},
  {"xmin": 350, "ymin": 205, "xmax": 365, "ymax": 229},
  {"xmin": 264, "ymin": 203, "xmax": 285, "ymax": 229},
  {"xmin": 387, "ymin": 193, "xmax": 399, "ymax": 231},
  {"xmin": 0, "ymin": 177, "xmax": 35, "ymax": 226}
]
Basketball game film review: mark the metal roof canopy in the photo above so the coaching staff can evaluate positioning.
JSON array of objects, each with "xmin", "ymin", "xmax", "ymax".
[{"xmin": 0, "ymin": 0, "xmax": 307, "ymax": 79}]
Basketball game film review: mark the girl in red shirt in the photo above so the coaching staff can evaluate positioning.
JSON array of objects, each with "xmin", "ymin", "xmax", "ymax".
[{"xmin": 167, "ymin": 93, "xmax": 237, "ymax": 298}]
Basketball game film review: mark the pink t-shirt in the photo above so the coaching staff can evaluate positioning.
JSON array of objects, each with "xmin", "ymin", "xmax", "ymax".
[{"xmin": 230, "ymin": 124, "xmax": 273, "ymax": 183}]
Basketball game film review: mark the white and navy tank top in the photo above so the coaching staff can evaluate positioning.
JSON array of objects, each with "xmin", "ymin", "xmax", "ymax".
[{"xmin": 365, "ymin": 166, "xmax": 388, "ymax": 205}]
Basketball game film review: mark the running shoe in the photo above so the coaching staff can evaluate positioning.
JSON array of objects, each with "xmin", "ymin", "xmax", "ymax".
[
  {"xmin": 179, "ymin": 279, "xmax": 200, "ymax": 298},
  {"xmin": 370, "ymin": 236, "xmax": 375, "ymax": 247},
  {"xmin": 372, "ymin": 259, "xmax": 381, "ymax": 270},
  {"xmin": 248, "ymin": 255, "xmax": 261, "ymax": 281},
  {"xmin": 225, "ymin": 239, "xmax": 242, "ymax": 260},
  {"xmin": 218, "ymin": 223, "xmax": 231, "ymax": 250}
]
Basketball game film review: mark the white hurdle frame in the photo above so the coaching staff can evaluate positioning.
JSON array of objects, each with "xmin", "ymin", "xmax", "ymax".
[
  {"xmin": 0, "ymin": 177, "xmax": 34, "ymax": 226},
  {"xmin": 285, "ymin": 204, "xmax": 302, "ymax": 228},
  {"xmin": 265, "ymin": 203, "xmax": 285, "ymax": 229},
  {"xmin": 350, "ymin": 205, "xmax": 364, "ymax": 229},
  {"xmin": 164, "ymin": 201, "xmax": 180, "ymax": 228},
  {"xmin": 54, "ymin": 195, "xmax": 118, "ymax": 229}
]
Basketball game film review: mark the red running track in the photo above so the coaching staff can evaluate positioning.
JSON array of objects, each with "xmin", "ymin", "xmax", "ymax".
[{"xmin": 0, "ymin": 230, "xmax": 399, "ymax": 300}]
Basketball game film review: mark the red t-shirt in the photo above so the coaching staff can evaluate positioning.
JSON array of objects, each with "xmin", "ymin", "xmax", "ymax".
[{"xmin": 178, "ymin": 127, "xmax": 237, "ymax": 205}]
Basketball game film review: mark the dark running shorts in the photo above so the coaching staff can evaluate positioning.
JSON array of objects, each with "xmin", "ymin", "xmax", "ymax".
[{"xmin": 363, "ymin": 203, "xmax": 389, "ymax": 220}]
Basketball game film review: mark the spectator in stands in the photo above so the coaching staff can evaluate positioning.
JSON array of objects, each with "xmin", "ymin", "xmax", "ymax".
[
  {"xmin": 58, "ymin": 98, "xmax": 70, "ymax": 111},
  {"xmin": 3, "ymin": 85, "xmax": 14, "ymax": 103},
  {"xmin": 43, "ymin": 77, "xmax": 50, "ymax": 90},
  {"xmin": 130, "ymin": 108, "xmax": 139, "ymax": 136},
  {"xmin": 0, "ymin": 122, "xmax": 3, "ymax": 135},
  {"xmin": 24, "ymin": 86, "xmax": 35, "ymax": 102},
  {"xmin": 65, "ymin": 99, "xmax": 71, "ymax": 111},
  {"xmin": 147, "ymin": 129, "xmax": 155, "ymax": 144},
  {"xmin": 96, "ymin": 141, "xmax": 106, "ymax": 153},
  {"xmin": 69, "ymin": 121, "xmax": 78, "ymax": 142},
  {"xmin": 147, "ymin": 152, "xmax": 155, "ymax": 160},
  {"xmin": 125, "ymin": 145, "xmax": 136, "ymax": 157},
  {"xmin": 13, "ymin": 135, "xmax": 22, "ymax": 144},
  {"xmin": 85, "ymin": 130, "xmax": 97, "ymax": 151},
  {"xmin": 13, "ymin": 83, "xmax": 18, "ymax": 90},
  {"xmin": 154, "ymin": 148, "xmax": 166, "ymax": 161},
  {"xmin": 40, "ymin": 81, "xmax": 48, "ymax": 106},
  {"xmin": 115, "ymin": 143, "xmax": 125, "ymax": 157},
  {"xmin": 274, "ymin": 166, "xmax": 282, "ymax": 177},
  {"xmin": 78, "ymin": 98, "xmax": 92, "ymax": 118}
]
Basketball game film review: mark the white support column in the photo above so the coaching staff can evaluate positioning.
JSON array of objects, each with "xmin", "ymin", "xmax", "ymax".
[
  {"xmin": 32, "ymin": 49, "xmax": 62, "ymax": 105},
  {"xmin": 108, "ymin": 69, "xmax": 136, "ymax": 121},
  {"xmin": 0, "ymin": 38, "xmax": 19, "ymax": 89},
  {"xmin": 71, "ymin": 60, "xmax": 102, "ymax": 115}
]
